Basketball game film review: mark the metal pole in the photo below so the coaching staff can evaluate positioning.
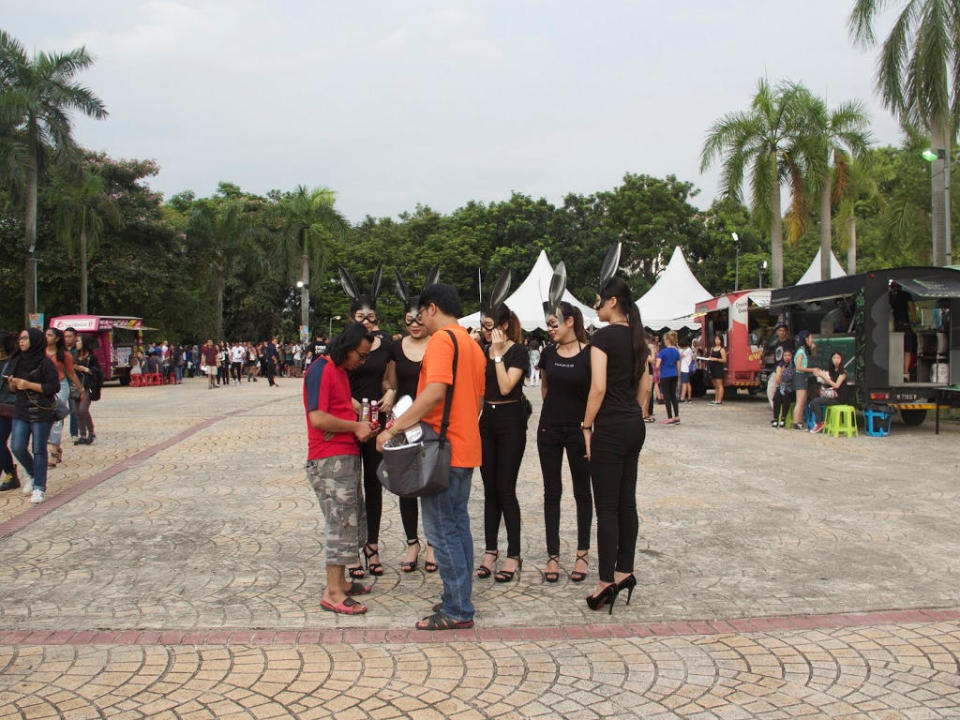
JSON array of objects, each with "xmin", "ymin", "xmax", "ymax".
[
  {"xmin": 945, "ymin": 148, "xmax": 952, "ymax": 265},
  {"xmin": 328, "ymin": 317, "xmax": 333, "ymax": 338}
]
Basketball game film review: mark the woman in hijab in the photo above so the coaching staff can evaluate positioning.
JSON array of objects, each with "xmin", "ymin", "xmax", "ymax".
[{"xmin": 4, "ymin": 328, "xmax": 60, "ymax": 504}]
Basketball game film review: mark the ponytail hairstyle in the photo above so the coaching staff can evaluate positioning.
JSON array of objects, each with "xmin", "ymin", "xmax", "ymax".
[
  {"xmin": 598, "ymin": 276, "xmax": 648, "ymax": 387},
  {"xmin": 557, "ymin": 301, "xmax": 588, "ymax": 344},
  {"xmin": 48, "ymin": 327, "xmax": 66, "ymax": 364},
  {"xmin": 496, "ymin": 304, "xmax": 523, "ymax": 344}
]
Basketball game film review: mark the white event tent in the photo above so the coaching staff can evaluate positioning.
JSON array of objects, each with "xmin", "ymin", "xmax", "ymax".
[
  {"xmin": 459, "ymin": 250, "xmax": 598, "ymax": 331},
  {"xmin": 795, "ymin": 249, "xmax": 847, "ymax": 285},
  {"xmin": 635, "ymin": 246, "xmax": 713, "ymax": 331}
]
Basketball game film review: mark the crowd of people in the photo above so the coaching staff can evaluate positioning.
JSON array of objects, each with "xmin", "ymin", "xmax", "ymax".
[{"xmin": 303, "ymin": 251, "xmax": 655, "ymax": 629}]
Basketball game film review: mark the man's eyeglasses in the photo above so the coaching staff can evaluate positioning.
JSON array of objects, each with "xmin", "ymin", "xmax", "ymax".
[
  {"xmin": 355, "ymin": 312, "xmax": 377, "ymax": 323},
  {"xmin": 352, "ymin": 349, "xmax": 370, "ymax": 361}
]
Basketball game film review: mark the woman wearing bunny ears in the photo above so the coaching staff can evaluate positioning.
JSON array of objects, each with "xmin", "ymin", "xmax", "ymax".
[
  {"xmin": 338, "ymin": 264, "xmax": 397, "ymax": 579},
  {"xmin": 476, "ymin": 269, "xmax": 529, "ymax": 584},
  {"xmin": 387, "ymin": 267, "xmax": 440, "ymax": 574}
]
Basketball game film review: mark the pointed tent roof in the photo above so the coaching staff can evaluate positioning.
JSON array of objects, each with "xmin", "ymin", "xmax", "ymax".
[
  {"xmin": 635, "ymin": 246, "xmax": 713, "ymax": 331},
  {"xmin": 796, "ymin": 249, "xmax": 847, "ymax": 285},
  {"xmin": 459, "ymin": 250, "xmax": 598, "ymax": 331}
]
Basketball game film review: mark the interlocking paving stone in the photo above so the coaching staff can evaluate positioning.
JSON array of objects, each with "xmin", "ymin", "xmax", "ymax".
[{"xmin": 0, "ymin": 377, "xmax": 958, "ymax": 718}]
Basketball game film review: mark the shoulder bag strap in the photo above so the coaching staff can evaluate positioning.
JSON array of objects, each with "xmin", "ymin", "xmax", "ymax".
[{"xmin": 438, "ymin": 329, "xmax": 459, "ymax": 444}]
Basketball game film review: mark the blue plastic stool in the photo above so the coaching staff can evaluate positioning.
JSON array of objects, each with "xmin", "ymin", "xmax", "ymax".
[{"xmin": 863, "ymin": 408, "xmax": 892, "ymax": 437}]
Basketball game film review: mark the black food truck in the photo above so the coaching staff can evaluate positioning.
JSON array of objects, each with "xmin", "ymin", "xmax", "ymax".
[{"xmin": 769, "ymin": 266, "xmax": 959, "ymax": 426}]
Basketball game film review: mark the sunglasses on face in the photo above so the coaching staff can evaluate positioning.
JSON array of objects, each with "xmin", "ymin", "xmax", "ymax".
[
  {"xmin": 481, "ymin": 322, "xmax": 495, "ymax": 331},
  {"xmin": 546, "ymin": 321, "xmax": 560, "ymax": 330},
  {"xmin": 404, "ymin": 316, "xmax": 423, "ymax": 327},
  {"xmin": 355, "ymin": 313, "xmax": 377, "ymax": 323}
]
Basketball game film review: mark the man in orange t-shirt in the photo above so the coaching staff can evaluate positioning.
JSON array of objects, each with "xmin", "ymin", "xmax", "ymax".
[{"xmin": 377, "ymin": 283, "xmax": 485, "ymax": 630}]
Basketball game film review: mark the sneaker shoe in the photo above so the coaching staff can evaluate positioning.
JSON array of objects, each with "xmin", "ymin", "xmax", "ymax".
[
  {"xmin": 0, "ymin": 472, "xmax": 20, "ymax": 491},
  {"xmin": 22, "ymin": 476, "xmax": 34, "ymax": 495},
  {"xmin": 810, "ymin": 423, "xmax": 824, "ymax": 434},
  {"xmin": 30, "ymin": 489, "xmax": 44, "ymax": 504},
  {"xmin": 778, "ymin": 420, "xmax": 785, "ymax": 428},
  {"xmin": 771, "ymin": 420, "xmax": 778, "ymax": 427}
]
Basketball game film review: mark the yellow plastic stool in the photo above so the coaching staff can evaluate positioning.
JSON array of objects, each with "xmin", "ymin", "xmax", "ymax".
[{"xmin": 824, "ymin": 404, "xmax": 858, "ymax": 438}]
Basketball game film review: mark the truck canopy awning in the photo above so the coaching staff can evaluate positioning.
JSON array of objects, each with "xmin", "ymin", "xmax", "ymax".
[{"xmin": 896, "ymin": 275, "xmax": 960, "ymax": 298}]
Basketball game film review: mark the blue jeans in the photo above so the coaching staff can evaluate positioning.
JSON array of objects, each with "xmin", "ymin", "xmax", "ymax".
[
  {"xmin": 0, "ymin": 416, "xmax": 13, "ymax": 474},
  {"xmin": 10, "ymin": 418, "xmax": 52, "ymax": 491},
  {"xmin": 421, "ymin": 466, "xmax": 475, "ymax": 622}
]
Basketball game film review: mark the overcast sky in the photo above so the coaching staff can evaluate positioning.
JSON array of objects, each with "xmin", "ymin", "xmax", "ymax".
[{"xmin": 4, "ymin": 1, "xmax": 904, "ymax": 222}]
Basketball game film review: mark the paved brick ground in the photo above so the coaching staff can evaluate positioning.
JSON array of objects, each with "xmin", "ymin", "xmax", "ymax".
[{"xmin": 0, "ymin": 377, "xmax": 958, "ymax": 718}]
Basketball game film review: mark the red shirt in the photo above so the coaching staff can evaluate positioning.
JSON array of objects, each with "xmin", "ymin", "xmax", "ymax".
[
  {"xmin": 201, "ymin": 345, "xmax": 218, "ymax": 365},
  {"xmin": 303, "ymin": 356, "xmax": 359, "ymax": 460}
]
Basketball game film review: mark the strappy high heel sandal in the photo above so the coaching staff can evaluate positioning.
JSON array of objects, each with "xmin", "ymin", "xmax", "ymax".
[
  {"xmin": 476, "ymin": 550, "xmax": 498, "ymax": 579},
  {"xmin": 348, "ymin": 551, "xmax": 365, "ymax": 579},
  {"xmin": 363, "ymin": 543, "xmax": 384, "ymax": 576},
  {"xmin": 544, "ymin": 555, "xmax": 560, "ymax": 583},
  {"xmin": 495, "ymin": 556, "xmax": 522, "ymax": 583},
  {"xmin": 424, "ymin": 544, "xmax": 438, "ymax": 573},
  {"xmin": 401, "ymin": 538, "xmax": 420, "ymax": 573},
  {"xmin": 569, "ymin": 551, "xmax": 589, "ymax": 583}
]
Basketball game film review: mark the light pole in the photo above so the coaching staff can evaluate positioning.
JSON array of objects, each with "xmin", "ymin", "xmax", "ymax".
[
  {"xmin": 296, "ymin": 279, "xmax": 309, "ymax": 341},
  {"xmin": 732, "ymin": 232, "xmax": 741, "ymax": 291},
  {"xmin": 328, "ymin": 315, "xmax": 341, "ymax": 338},
  {"xmin": 758, "ymin": 260, "xmax": 768, "ymax": 289},
  {"xmin": 922, "ymin": 147, "xmax": 953, "ymax": 266}
]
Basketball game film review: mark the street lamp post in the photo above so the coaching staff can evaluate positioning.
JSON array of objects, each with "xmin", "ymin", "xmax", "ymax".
[
  {"xmin": 732, "ymin": 232, "xmax": 741, "ymax": 291},
  {"xmin": 328, "ymin": 315, "xmax": 341, "ymax": 338},
  {"xmin": 758, "ymin": 260, "xmax": 768, "ymax": 289},
  {"xmin": 922, "ymin": 148, "xmax": 953, "ymax": 266}
]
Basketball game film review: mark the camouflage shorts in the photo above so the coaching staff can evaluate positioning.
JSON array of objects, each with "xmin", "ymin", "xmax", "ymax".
[{"xmin": 306, "ymin": 455, "xmax": 366, "ymax": 566}]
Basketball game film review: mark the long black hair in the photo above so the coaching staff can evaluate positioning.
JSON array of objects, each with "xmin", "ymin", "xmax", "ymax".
[
  {"xmin": 599, "ymin": 276, "xmax": 648, "ymax": 387},
  {"xmin": 329, "ymin": 323, "xmax": 374, "ymax": 366},
  {"xmin": 556, "ymin": 301, "xmax": 588, "ymax": 344},
  {"xmin": 47, "ymin": 327, "xmax": 66, "ymax": 364}
]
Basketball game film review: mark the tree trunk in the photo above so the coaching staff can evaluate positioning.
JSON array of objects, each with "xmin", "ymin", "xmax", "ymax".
[
  {"xmin": 770, "ymin": 180, "xmax": 784, "ymax": 288},
  {"xmin": 24, "ymin": 151, "xmax": 39, "ymax": 324},
  {"xmin": 846, "ymin": 215, "xmax": 857, "ymax": 274},
  {"xmin": 820, "ymin": 173, "xmax": 832, "ymax": 281},
  {"xmin": 300, "ymin": 252, "xmax": 310, "ymax": 335},
  {"xmin": 930, "ymin": 117, "xmax": 948, "ymax": 266},
  {"xmin": 80, "ymin": 225, "xmax": 88, "ymax": 314},
  {"xmin": 216, "ymin": 264, "xmax": 225, "ymax": 340}
]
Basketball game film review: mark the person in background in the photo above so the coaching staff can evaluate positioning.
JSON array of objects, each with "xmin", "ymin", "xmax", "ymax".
[
  {"xmin": 304, "ymin": 323, "xmax": 377, "ymax": 615},
  {"xmin": 889, "ymin": 280, "xmax": 918, "ymax": 380},
  {"xmin": 679, "ymin": 337, "xmax": 694, "ymax": 403},
  {"xmin": 809, "ymin": 351, "xmax": 848, "ymax": 433},
  {"xmin": 538, "ymin": 302, "xmax": 592, "ymax": 583},
  {"xmin": 73, "ymin": 335, "xmax": 101, "ymax": 444},
  {"xmin": 0, "ymin": 330, "xmax": 20, "ymax": 491},
  {"xmin": 791, "ymin": 331, "xmax": 817, "ymax": 430},
  {"xmin": 6, "ymin": 328, "xmax": 60, "ymax": 504},
  {"xmin": 707, "ymin": 333, "xmax": 727, "ymax": 405},
  {"xmin": 655, "ymin": 331, "xmax": 681, "ymax": 424},
  {"xmin": 45, "ymin": 327, "xmax": 84, "ymax": 468},
  {"xmin": 63, "ymin": 326, "xmax": 79, "ymax": 443},
  {"xmin": 201, "ymin": 340, "xmax": 218, "ymax": 389},
  {"xmin": 771, "ymin": 348, "xmax": 795, "ymax": 428}
]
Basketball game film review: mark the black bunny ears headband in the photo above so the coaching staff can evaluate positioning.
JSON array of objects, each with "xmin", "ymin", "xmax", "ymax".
[
  {"xmin": 597, "ymin": 243, "xmax": 621, "ymax": 295},
  {"xmin": 542, "ymin": 261, "xmax": 567, "ymax": 324},
  {"xmin": 394, "ymin": 267, "xmax": 440, "ymax": 315},
  {"xmin": 338, "ymin": 263, "xmax": 383, "ymax": 312},
  {"xmin": 480, "ymin": 268, "xmax": 512, "ymax": 321}
]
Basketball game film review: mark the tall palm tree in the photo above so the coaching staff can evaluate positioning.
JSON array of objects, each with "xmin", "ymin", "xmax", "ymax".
[
  {"xmin": 280, "ymin": 186, "xmax": 348, "ymax": 336},
  {"xmin": 700, "ymin": 79, "xmax": 817, "ymax": 288},
  {"xmin": 808, "ymin": 98, "xmax": 872, "ymax": 279},
  {"xmin": 52, "ymin": 166, "xmax": 122, "ymax": 314},
  {"xmin": 0, "ymin": 30, "xmax": 107, "ymax": 321},
  {"xmin": 834, "ymin": 154, "xmax": 879, "ymax": 273},
  {"xmin": 850, "ymin": 0, "xmax": 959, "ymax": 265}
]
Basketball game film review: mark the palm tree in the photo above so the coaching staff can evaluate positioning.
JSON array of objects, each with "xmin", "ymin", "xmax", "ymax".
[
  {"xmin": 833, "ymin": 153, "xmax": 880, "ymax": 274},
  {"xmin": 850, "ymin": 0, "xmax": 959, "ymax": 265},
  {"xmin": 52, "ymin": 166, "xmax": 122, "ymax": 314},
  {"xmin": 0, "ymin": 30, "xmax": 107, "ymax": 321},
  {"xmin": 700, "ymin": 79, "xmax": 817, "ymax": 288},
  {"xmin": 808, "ymin": 98, "xmax": 872, "ymax": 279},
  {"xmin": 280, "ymin": 186, "xmax": 348, "ymax": 336}
]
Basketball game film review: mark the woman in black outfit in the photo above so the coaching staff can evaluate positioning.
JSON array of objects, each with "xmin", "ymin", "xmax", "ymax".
[
  {"xmin": 538, "ymin": 301, "xmax": 592, "ymax": 583},
  {"xmin": 477, "ymin": 304, "xmax": 529, "ymax": 583},
  {"xmin": 340, "ymin": 265, "xmax": 396, "ymax": 578},
  {"xmin": 387, "ymin": 269, "xmax": 439, "ymax": 573},
  {"xmin": 581, "ymin": 276, "xmax": 652, "ymax": 613},
  {"xmin": 72, "ymin": 335, "xmax": 101, "ymax": 444}
]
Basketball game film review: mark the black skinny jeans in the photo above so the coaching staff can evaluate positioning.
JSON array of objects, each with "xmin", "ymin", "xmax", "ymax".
[
  {"xmin": 773, "ymin": 390, "xmax": 795, "ymax": 422},
  {"xmin": 589, "ymin": 414, "xmax": 646, "ymax": 583},
  {"xmin": 480, "ymin": 401, "xmax": 526, "ymax": 558},
  {"xmin": 399, "ymin": 496, "xmax": 419, "ymax": 542},
  {"xmin": 659, "ymin": 376, "xmax": 679, "ymax": 418},
  {"xmin": 537, "ymin": 423, "xmax": 592, "ymax": 557}
]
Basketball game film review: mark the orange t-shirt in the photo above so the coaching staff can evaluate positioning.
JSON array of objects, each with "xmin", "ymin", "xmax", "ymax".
[
  {"xmin": 417, "ymin": 323, "xmax": 486, "ymax": 468},
  {"xmin": 46, "ymin": 348, "xmax": 73, "ymax": 382}
]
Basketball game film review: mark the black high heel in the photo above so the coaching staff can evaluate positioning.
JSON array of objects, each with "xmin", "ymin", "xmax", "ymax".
[
  {"xmin": 495, "ymin": 556, "xmax": 522, "ymax": 583},
  {"xmin": 585, "ymin": 583, "xmax": 619, "ymax": 614},
  {"xmin": 569, "ymin": 551, "xmax": 589, "ymax": 583},
  {"xmin": 363, "ymin": 544, "xmax": 384, "ymax": 576},
  {"xmin": 476, "ymin": 550, "xmax": 499, "ymax": 579},
  {"xmin": 616, "ymin": 574, "xmax": 637, "ymax": 605},
  {"xmin": 401, "ymin": 538, "xmax": 420, "ymax": 573},
  {"xmin": 544, "ymin": 555, "xmax": 560, "ymax": 583}
]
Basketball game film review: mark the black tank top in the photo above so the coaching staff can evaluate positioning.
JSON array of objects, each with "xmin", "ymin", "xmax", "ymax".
[{"xmin": 392, "ymin": 339, "xmax": 423, "ymax": 399}]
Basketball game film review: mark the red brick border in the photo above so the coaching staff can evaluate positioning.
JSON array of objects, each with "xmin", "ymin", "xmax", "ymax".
[
  {"xmin": 1, "ymin": 607, "xmax": 957, "ymax": 646},
  {"xmin": 0, "ymin": 398, "xmax": 288, "ymax": 542}
]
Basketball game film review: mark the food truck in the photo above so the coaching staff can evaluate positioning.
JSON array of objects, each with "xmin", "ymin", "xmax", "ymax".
[
  {"xmin": 48, "ymin": 315, "xmax": 151, "ymax": 386},
  {"xmin": 768, "ymin": 267, "xmax": 960, "ymax": 425},
  {"xmin": 695, "ymin": 289, "xmax": 774, "ymax": 394}
]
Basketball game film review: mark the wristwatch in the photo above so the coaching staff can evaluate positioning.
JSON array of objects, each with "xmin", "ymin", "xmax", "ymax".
[{"xmin": 493, "ymin": 356, "xmax": 503, "ymax": 363}]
